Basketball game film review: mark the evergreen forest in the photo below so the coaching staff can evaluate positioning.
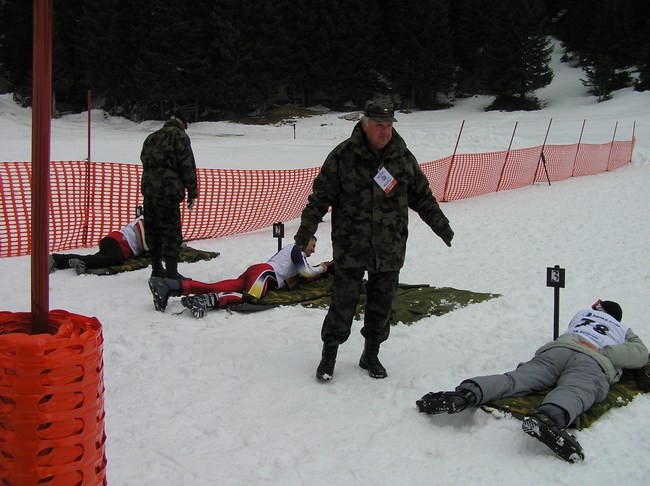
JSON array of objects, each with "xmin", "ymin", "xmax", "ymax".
[{"xmin": 0, "ymin": 0, "xmax": 648, "ymax": 121}]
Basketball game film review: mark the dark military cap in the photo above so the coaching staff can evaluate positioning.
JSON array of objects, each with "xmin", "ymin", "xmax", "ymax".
[
  {"xmin": 172, "ymin": 112, "xmax": 188, "ymax": 130},
  {"xmin": 364, "ymin": 100, "xmax": 397, "ymax": 122}
]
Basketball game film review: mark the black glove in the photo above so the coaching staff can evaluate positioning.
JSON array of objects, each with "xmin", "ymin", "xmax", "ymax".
[
  {"xmin": 437, "ymin": 225, "xmax": 454, "ymax": 247},
  {"xmin": 323, "ymin": 260, "xmax": 335, "ymax": 276}
]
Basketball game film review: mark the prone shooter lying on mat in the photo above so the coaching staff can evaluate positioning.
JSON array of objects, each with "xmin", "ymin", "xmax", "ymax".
[
  {"xmin": 416, "ymin": 299, "xmax": 648, "ymax": 464},
  {"xmin": 148, "ymin": 235, "xmax": 334, "ymax": 318},
  {"xmin": 49, "ymin": 214, "xmax": 147, "ymax": 275}
]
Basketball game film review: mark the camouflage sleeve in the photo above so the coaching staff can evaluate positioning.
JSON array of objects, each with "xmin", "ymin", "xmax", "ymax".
[
  {"xmin": 296, "ymin": 151, "xmax": 340, "ymax": 240},
  {"xmin": 406, "ymin": 152, "xmax": 450, "ymax": 232},
  {"xmin": 175, "ymin": 132, "xmax": 198, "ymax": 200}
]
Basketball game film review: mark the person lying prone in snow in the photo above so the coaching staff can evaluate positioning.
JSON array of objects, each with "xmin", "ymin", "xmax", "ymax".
[
  {"xmin": 416, "ymin": 299, "xmax": 648, "ymax": 464},
  {"xmin": 49, "ymin": 214, "xmax": 147, "ymax": 275},
  {"xmin": 148, "ymin": 235, "xmax": 333, "ymax": 317}
]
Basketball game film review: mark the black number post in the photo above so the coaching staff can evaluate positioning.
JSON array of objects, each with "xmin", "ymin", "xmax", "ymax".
[
  {"xmin": 273, "ymin": 222, "xmax": 285, "ymax": 251},
  {"xmin": 546, "ymin": 265, "xmax": 566, "ymax": 340}
]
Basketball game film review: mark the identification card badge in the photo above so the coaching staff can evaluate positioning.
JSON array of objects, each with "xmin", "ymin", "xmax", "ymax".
[{"xmin": 374, "ymin": 167, "xmax": 397, "ymax": 194}]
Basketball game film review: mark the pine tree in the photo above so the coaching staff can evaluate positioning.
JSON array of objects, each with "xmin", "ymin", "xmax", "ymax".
[
  {"xmin": 569, "ymin": 0, "xmax": 643, "ymax": 100},
  {"xmin": 482, "ymin": 0, "xmax": 553, "ymax": 110},
  {"xmin": 278, "ymin": 0, "xmax": 334, "ymax": 107},
  {"xmin": 311, "ymin": 0, "xmax": 381, "ymax": 107},
  {"xmin": 450, "ymin": 0, "xmax": 489, "ymax": 95},
  {"xmin": 52, "ymin": 1, "xmax": 87, "ymax": 113},
  {"xmin": 0, "ymin": 0, "xmax": 33, "ymax": 101},
  {"xmin": 205, "ymin": 0, "xmax": 246, "ymax": 112},
  {"xmin": 380, "ymin": 0, "xmax": 455, "ymax": 109}
]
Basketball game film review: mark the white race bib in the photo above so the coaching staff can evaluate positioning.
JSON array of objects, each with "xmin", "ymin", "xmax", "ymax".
[{"xmin": 374, "ymin": 167, "xmax": 397, "ymax": 194}]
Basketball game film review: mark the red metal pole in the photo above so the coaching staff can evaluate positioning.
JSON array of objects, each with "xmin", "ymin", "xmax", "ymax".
[
  {"xmin": 571, "ymin": 119, "xmax": 586, "ymax": 176},
  {"xmin": 496, "ymin": 121, "xmax": 518, "ymax": 190},
  {"xmin": 31, "ymin": 0, "xmax": 53, "ymax": 334},
  {"xmin": 442, "ymin": 120, "xmax": 464, "ymax": 201},
  {"xmin": 630, "ymin": 121, "xmax": 636, "ymax": 163},
  {"xmin": 606, "ymin": 121, "xmax": 618, "ymax": 171},
  {"xmin": 88, "ymin": 90, "xmax": 92, "ymax": 163},
  {"xmin": 83, "ymin": 89, "xmax": 92, "ymax": 246}
]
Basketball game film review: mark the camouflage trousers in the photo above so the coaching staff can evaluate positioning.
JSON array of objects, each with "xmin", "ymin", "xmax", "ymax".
[
  {"xmin": 143, "ymin": 199, "xmax": 183, "ymax": 261},
  {"xmin": 321, "ymin": 267, "xmax": 399, "ymax": 346}
]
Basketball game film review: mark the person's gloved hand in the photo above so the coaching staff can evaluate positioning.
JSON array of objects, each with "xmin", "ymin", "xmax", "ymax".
[
  {"xmin": 187, "ymin": 198, "xmax": 196, "ymax": 211},
  {"xmin": 437, "ymin": 225, "xmax": 454, "ymax": 247},
  {"xmin": 323, "ymin": 260, "xmax": 335, "ymax": 275}
]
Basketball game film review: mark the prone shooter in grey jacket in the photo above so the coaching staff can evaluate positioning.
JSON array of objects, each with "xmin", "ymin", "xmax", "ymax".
[{"xmin": 416, "ymin": 299, "xmax": 648, "ymax": 463}]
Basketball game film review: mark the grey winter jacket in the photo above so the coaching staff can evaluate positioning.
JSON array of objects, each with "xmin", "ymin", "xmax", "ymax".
[{"xmin": 535, "ymin": 329, "xmax": 648, "ymax": 383}]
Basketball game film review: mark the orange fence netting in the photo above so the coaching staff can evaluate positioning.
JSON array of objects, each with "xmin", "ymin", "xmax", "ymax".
[{"xmin": 0, "ymin": 138, "xmax": 634, "ymax": 258}]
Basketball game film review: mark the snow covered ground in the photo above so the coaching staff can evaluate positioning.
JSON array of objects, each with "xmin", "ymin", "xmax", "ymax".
[{"xmin": 1, "ymin": 44, "xmax": 649, "ymax": 485}]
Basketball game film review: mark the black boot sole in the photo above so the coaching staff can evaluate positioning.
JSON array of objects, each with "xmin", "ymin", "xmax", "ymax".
[
  {"xmin": 522, "ymin": 415, "xmax": 585, "ymax": 463},
  {"xmin": 148, "ymin": 278, "xmax": 167, "ymax": 312}
]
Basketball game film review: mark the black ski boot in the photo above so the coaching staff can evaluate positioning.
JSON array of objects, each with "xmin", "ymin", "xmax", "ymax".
[
  {"xmin": 68, "ymin": 258, "xmax": 87, "ymax": 275},
  {"xmin": 149, "ymin": 277, "xmax": 183, "ymax": 312},
  {"xmin": 359, "ymin": 340, "xmax": 387, "ymax": 379},
  {"xmin": 416, "ymin": 389, "xmax": 476, "ymax": 414},
  {"xmin": 316, "ymin": 344, "xmax": 339, "ymax": 382},
  {"xmin": 522, "ymin": 411, "xmax": 584, "ymax": 463},
  {"xmin": 181, "ymin": 293, "xmax": 219, "ymax": 318}
]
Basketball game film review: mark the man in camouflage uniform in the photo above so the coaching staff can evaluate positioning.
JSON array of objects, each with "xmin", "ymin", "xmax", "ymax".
[
  {"xmin": 140, "ymin": 113, "xmax": 198, "ymax": 280},
  {"xmin": 295, "ymin": 100, "xmax": 454, "ymax": 383}
]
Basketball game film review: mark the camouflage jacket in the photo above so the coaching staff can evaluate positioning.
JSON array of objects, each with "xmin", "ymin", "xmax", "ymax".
[
  {"xmin": 297, "ymin": 122, "xmax": 451, "ymax": 271},
  {"xmin": 140, "ymin": 119, "xmax": 198, "ymax": 203}
]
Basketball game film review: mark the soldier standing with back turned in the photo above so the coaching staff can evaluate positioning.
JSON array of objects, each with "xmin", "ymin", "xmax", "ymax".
[{"xmin": 140, "ymin": 113, "xmax": 198, "ymax": 281}]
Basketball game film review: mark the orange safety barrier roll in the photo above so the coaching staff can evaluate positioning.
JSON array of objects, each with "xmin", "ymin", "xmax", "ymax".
[{"xmin": 0, "ymin": 310, "xmax": 107, "ymax": 485}]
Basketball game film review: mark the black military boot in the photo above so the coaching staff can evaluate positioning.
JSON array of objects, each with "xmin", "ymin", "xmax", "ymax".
[
  {"xmin": 359, "ymin": 340, "xmax": 387, "ymax": 379},
  {"xmin": 149, "ymin": 277, "xmax": 183, "ymax": 312},
  {"xmin": 151, "ymin": 257, "xmax": 165, "ymax": 278},
  {"xmin": 316, "ymin": 344, "xmax": 339, "ymax": 382},
  {"xmin": 165, "ymin": 258, "xmax": 190, "ymax": 280}
]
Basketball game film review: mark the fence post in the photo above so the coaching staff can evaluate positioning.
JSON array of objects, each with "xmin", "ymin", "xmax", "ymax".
[
  {"xmin": 606, "ymin": 121, "xmax": 618, "ymax": 171},
  {"xmin": 629, "ymin": 121, "xmax": 636, "ymax": 163},
  {"xmin": 496, "ymin": 121, "xmax": 518, "ymax": 191},
  {"xmin": 571, "ymin": 120, "xmax": 586, "ymax": 177},
  {"xmin": 442, "ymin": 120, "xmax": 464, "ymax": 202},
  {"xmin": 83, "ymin": 90, "xmax": 92, "ymax": 246},
  {"xmin": 536, "ymin": 119, "xmax": 553, "ymax": 186}
]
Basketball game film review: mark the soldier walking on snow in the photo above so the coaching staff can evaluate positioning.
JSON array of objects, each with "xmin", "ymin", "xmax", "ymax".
[{"xmin": 295, "ymin": 100, "xmax": 454, "ymax": 383}]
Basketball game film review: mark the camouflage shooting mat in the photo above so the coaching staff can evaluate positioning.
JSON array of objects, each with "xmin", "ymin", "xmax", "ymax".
[
  {"xmin": 85, "ymin": 245, "xmax": 220, "ymax": 275},
  {"xmin": 482, "ymin": 361, "xmax": 650, "ymax": 429},
  {"xmin": 228, "ymin": 277, "xmax": 499, "ymax": 326}
]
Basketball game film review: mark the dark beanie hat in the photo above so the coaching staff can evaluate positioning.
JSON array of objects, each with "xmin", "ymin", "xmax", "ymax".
[{"xmin": 601, "ymin": 300, "xmax": 623, "ymax": 321}]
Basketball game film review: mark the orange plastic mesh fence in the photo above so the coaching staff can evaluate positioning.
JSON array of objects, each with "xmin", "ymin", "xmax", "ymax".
[
  {"xmin": 0, "ymin": 139, "xmax": 634, "ymax": 257},
  {"xmin": 0, "ymin": 310, "xmax": 107, "ymax": 485}
]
